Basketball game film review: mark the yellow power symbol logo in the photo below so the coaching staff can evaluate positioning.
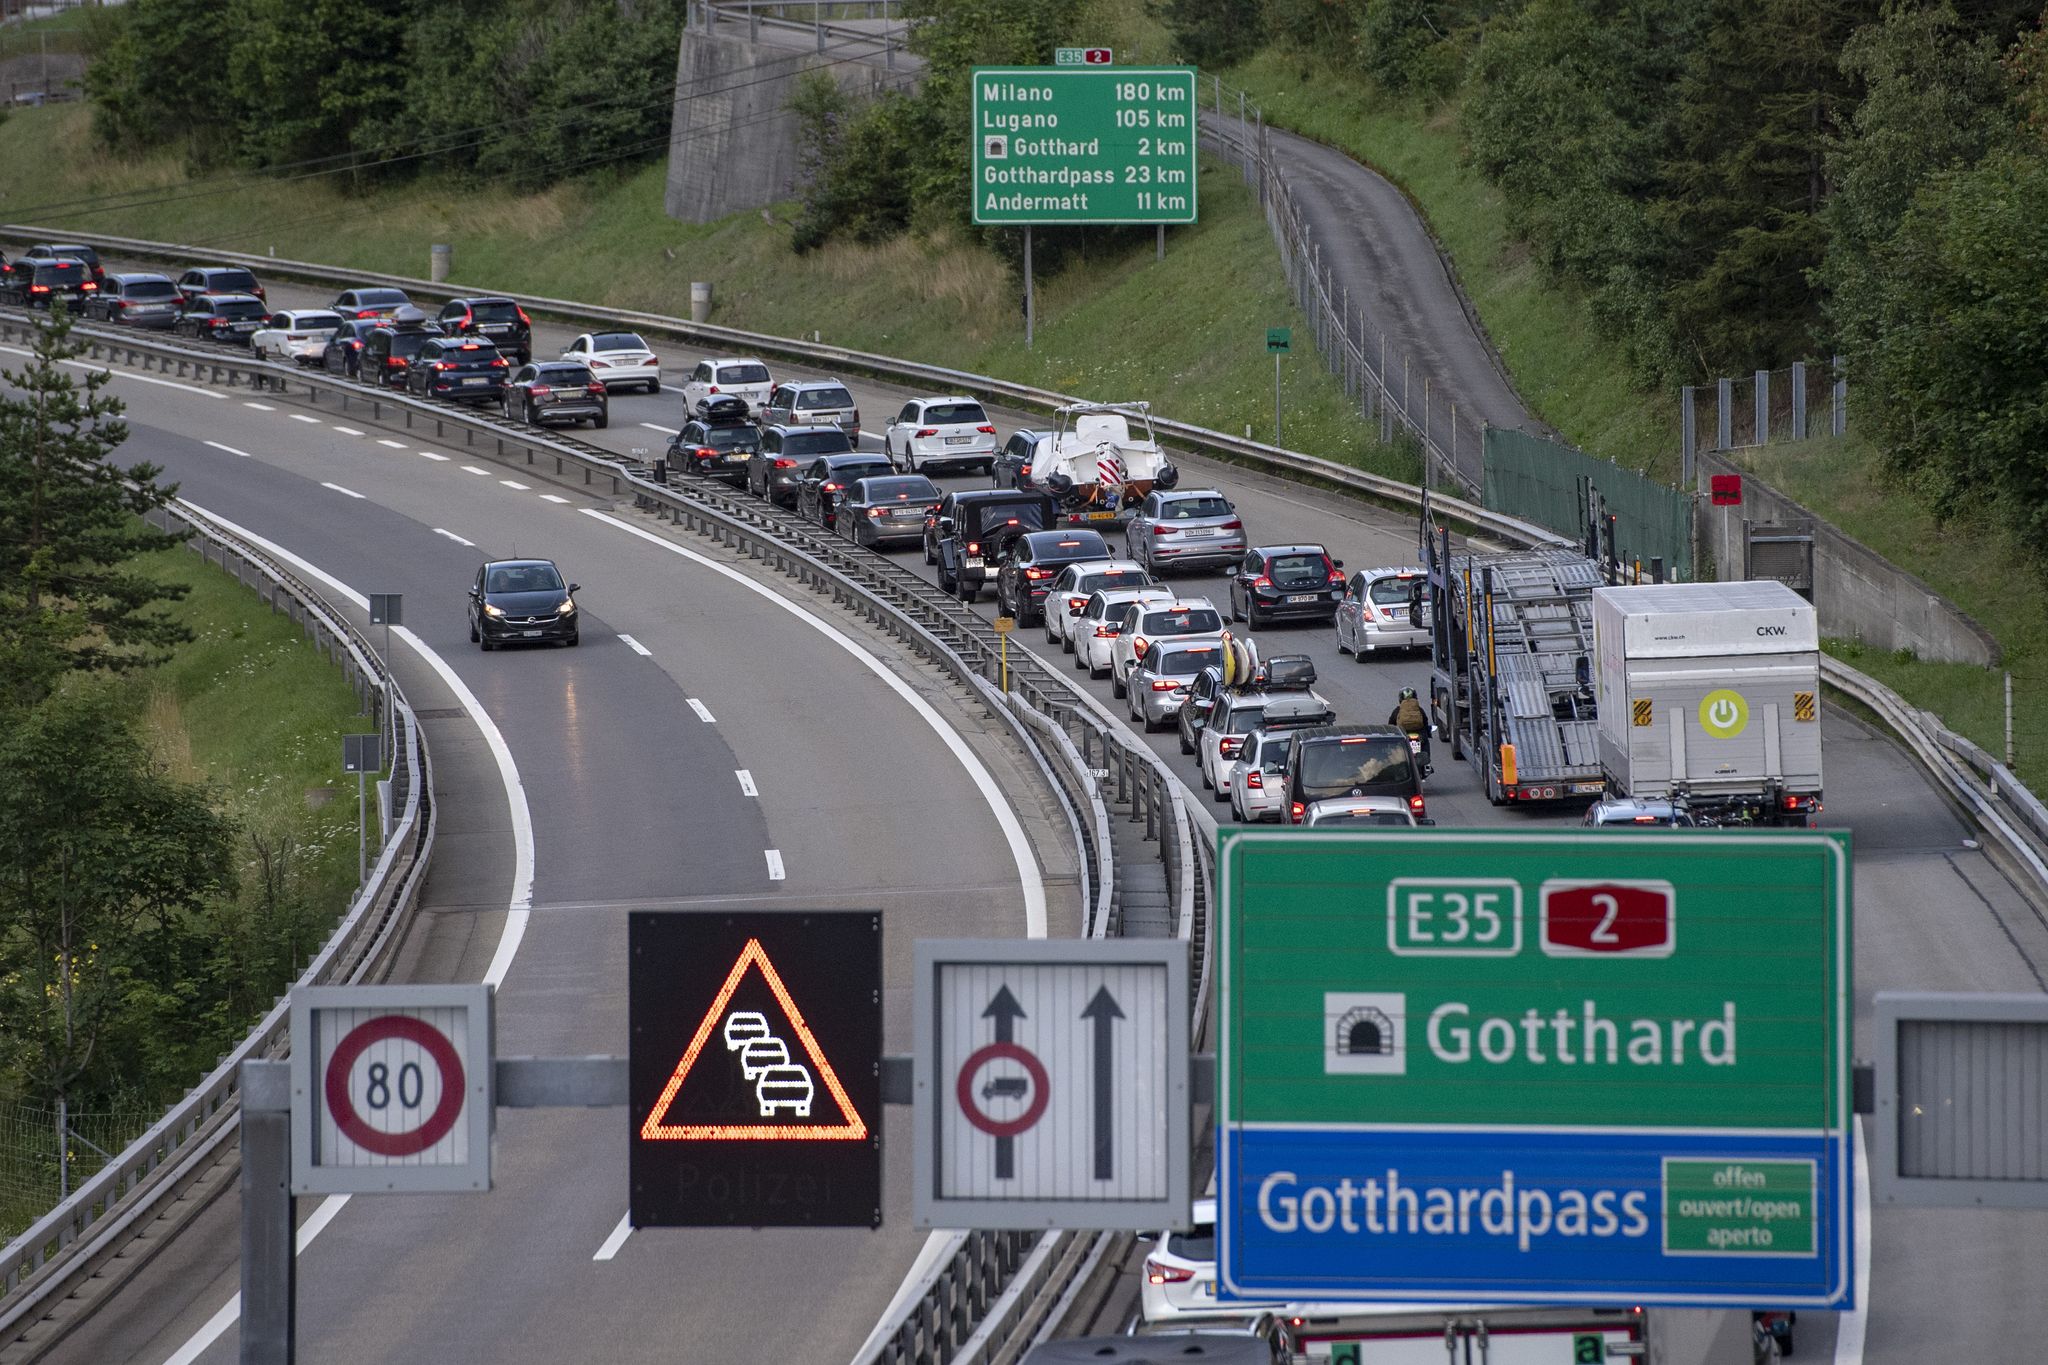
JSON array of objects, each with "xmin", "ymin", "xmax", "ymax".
[{"xmin": 1699, "ymin": 689, "xmax": 1749, "ymax": 739}]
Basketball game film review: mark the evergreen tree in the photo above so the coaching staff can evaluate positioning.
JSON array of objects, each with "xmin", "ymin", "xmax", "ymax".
[{"xmin": 0, "ymin": 306, "xmax": 191, "ymax": 710}]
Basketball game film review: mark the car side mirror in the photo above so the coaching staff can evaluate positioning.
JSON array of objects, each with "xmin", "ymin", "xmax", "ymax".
[
  {"xmin": 467, "ymin": 588, "xmax": 480, "ymax": 598},
  {"xmin": 569, "ymin": 583, "xmax": 581, "ymax": 592},
  {"xmin": 1333, "ymin": 558, "xmax": 1345, "ymax": 569},
  {"xmin": 937, "ymin": 517, "xmax": 955, "ymax": 532}
]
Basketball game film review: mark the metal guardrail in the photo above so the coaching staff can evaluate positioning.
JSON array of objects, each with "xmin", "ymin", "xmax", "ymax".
[
  {"xmin": 0, "ymin": 225, "xmax": 1566, "ymax": 552},
  {"xmin": 691, "ymin": 0, "xmax": 912, "ymax": 67},
  {"xmin": 0, "ymin": 489, "xmax": 436, "ymax": 1344}
]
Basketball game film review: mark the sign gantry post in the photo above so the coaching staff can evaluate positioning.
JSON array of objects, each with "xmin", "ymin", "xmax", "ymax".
[{"xmin": 1217, "ymin": 829, "xmax": 1854, "ymax": 1309}]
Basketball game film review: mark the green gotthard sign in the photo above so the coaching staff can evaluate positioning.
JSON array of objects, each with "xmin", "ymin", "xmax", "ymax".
[
  {"xmin": 1216, "ymin": 829, "xmax": 1853, "ymax": 1308},
  {"xmin": 971, "ymin": 67, "xmax": 1199, "ymax": 225}
]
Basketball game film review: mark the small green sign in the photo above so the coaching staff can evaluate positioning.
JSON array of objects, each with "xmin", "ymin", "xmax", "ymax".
[
  {"xmin": 1663, "ymin": 1158, "xmax": 1817, "ymax": 1256},
  {"xmin": 1267, "ymin": 327, "xmax": 1292, "ymax": 353}
]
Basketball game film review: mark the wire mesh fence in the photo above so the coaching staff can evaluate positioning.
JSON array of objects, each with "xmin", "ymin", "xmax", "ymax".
[
  {"xmin": 1682, "ymin": 360, "xmax": 1846, "ymax": 470},
  {"xmin": 0, "ymin": 1099, "xmax": 160, "ymax": 1243},
  {"xmin": 1201, "ymin": 78, "xmax": 1484, "ymax": 495}
]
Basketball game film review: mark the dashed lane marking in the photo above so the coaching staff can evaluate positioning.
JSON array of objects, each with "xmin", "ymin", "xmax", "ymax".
[
  {"xmin": 320, "ymin": 482, "xmax": 366, "ymax": 499},
  {"xmin": 204, "ymin": 440, "xmax": 252, "ymax": 458},
  {"xmin": 687, "ymin": 698, "xmax": 715, "ymax": 722},
  {"xmin": 434, "ymin": 528, "xmax": 476, "ymax": 547}
]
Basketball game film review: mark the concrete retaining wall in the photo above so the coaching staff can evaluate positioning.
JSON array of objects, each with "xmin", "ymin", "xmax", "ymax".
[
  {"xmin": 1696, "ymin": 450, "xmax": 2000, "ymax": 667},
  {"xmin": 664, "ymin": 29, "xmax": 911, "ymax": 225}
]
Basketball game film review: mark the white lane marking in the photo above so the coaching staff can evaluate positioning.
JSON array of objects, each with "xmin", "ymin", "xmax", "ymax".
[
  {"xmin": 157, "ymin": 507, "xmax": 533, "ymax": 1365},
  {"xmin": 320, "ymin": 481, "xmax": 366, "ymax": 499},
  {"xmin": 243, "ymin": 401, "xmax": 275, "ymax": 411},
  {"xmin": 0, "ymin": 344, "xmax": 229, "ymax": 400},
  {"xmin": 765, "ymin": 849, "xmax": 785, "ymax": 881},
  {"xmin": 584, "ymin": 508, "xmax": 1046, "ymax": 937},
  {"xmin": 736, "ymin": 769, "xmax": 757, "ymax": 797},
  {"xmin": 434, "ymin": 528, "xmax": 476, "ymax": 547},
  {"xmin": 377, "ymin": 438, "xmax": 406, "ymax": 449},
  {"xmin": 592, "ymin": 1212, "xmax": 634, "ymax": 1262},
  {"xmin": 461, "ymin": 464, "xmax": 491, "ymax": 476},
  {"xmin": 331, "ymin": 425, "xmax": 365, "ymax": 436},
  {"xmin": 500, "ymin": 479, "xmax": 531, "ymax": 491},
  {"xmin": 640, "ymin": 422, "xmax": 678, "ymax": 435},
  {"xmin": 290, "ymin": 413, "xmax": 322, "ymax": 424},
  {"xmin": 687, "ymin": 697, "xmax": 716, "ymax": 723},
  {"xmin": 419, "ymin": 450, "xmax": 451, "ymax": 462},
  {"xmin": 204, "ymin": 440, "xmax": 252, "ymax": 458},
  {"xmin": 539, "ymin": 494, "xmax": 570, "ymax": 504},
  {"xmin": 618, "ymin": 634, "xmax": 652, "ymax": 656},
  {"xmin": 1834, "ymin": 1116, "xmax": 1870, "ymax": 1365},
  {"xmin": 160, "ymin": 1189, "xmax": 350, "ymax": 1365}
]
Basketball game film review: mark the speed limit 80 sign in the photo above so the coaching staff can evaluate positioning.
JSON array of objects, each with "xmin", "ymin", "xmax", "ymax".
[{"xmin": 289, "ymin": 985, "xmax": 494, "ymax": 1194}]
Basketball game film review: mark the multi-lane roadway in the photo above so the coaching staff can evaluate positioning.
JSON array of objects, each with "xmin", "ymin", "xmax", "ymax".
[{"xmin": 25, "ymin": 271, "xmax": 2048, "ymax": 1364}]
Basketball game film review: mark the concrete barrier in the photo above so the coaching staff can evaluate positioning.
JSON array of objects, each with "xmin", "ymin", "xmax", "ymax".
[{"xmin": 1696, "ymin": 450, "xmax": 1999, "ymax": 667}]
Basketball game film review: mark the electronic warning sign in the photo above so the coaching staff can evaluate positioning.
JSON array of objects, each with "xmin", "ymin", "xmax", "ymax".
[{"xmin": 629, "ymin": 910, "xmax": 881, "ymax": 1228}]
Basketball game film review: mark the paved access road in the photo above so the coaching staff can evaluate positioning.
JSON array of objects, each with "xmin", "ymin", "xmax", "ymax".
[
  {"xmin": 60, "ymin": 262, "xmax": 2048, "ymax": 1361},
  {"xmin": 28, "ymin": 362, "xmax": 1074, "ymax": 1365}
]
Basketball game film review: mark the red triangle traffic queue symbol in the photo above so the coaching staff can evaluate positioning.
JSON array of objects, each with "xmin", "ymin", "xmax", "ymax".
[{"xmin": 638, "ymin": 937, "xmax": 868, "ymax": 1142}]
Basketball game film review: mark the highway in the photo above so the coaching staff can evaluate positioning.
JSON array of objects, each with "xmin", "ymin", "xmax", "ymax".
[{"xmin": 30, "ymin": 273, "xmax": 2048, "ymax": 1364}]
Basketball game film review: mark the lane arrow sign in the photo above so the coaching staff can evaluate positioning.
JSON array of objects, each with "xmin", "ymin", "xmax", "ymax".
[
  {"xmin": 984, "ymin": 986, "xmax": 1027, "ymax": 1177},
  {"xmin": 1081, "ymin": 986, "xmax": 1124, "ymax": 1181}
]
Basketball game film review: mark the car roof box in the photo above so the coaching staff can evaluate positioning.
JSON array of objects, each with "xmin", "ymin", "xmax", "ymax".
[
  {"xmin": 1260, "ymin": 653, "xmax": 1317, "ymax": 690},
  {"xmin": 703, "ymin": 394, "xmax": 750, "ymax": 420},
  {"xmin": 390, "ymin": 305, "xmax": 432, "ymax": 329}
]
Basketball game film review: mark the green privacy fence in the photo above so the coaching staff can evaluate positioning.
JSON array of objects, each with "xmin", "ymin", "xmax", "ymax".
[{"xmin": 1482, "ymin": 428, "xmax": 1692, "ymax": 578}]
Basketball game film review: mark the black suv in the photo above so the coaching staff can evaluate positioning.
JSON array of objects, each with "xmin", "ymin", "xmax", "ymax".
[
  {"xmin": 408, "ymin": 336, "xmax": 508, "ymax": 402},
  {"xmin": 323, "ymin": 318, "xmax": 383, "ymax": 379},
  {"xmin": 1228, "ymin": 544, "xmax": 1346, "ymax": 628},
  {"xmin": 995, "ymin": 528, "xmax": 1113, "ymax": 624},
  {"xmin": 25, "ymin": 243, "xmax": 104, "ymax": 286},
  {"xmin": 796, "ymin": 452, "xmax": 894, "ymax": 529},
  {"xmin": 926, "ymin": 490, "xmax": 1060, "ymax": 604},
  {"xmin": 177, "ymin": 292, "xmax": 267, "ymax": 342},
  {"xmin": 991, "ymin": 429, "xmax": 1052, "ymax": 490},
  {"xmin": 748, "ymin": 424, "xmax": 854, "ymax": 507},
  {"xmin": 176, "ymin": 266, "xmax": 265, "ymax": 306},
  {"xmin": 9, "ymin": 258, "xmax": 97, "ymax": 309},
  {"xmin": 1282, "ymin": 725, "xmax": 1425, "ymax": 824},
  {"xmin": 361, "ymin": 316, "xmax": 444, "ymax": 387},
  {"xmin": 669, "ymin": 396, "xmax": 758, "ymax": 484},
  {"xmin": 85, "ymin": 272, "xmax": 182, "ymax": 328},
  {"xmin": 437, "ymin": 297, "xmax": 531, "ymax": 363},
  {"xmin": 505, "ymin": 361, "xmax": 607, "ymax": 428}
]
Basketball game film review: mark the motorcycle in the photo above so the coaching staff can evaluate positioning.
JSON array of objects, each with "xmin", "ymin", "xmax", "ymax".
[{"xmin": 1403, "ymin": 728, "xmax": 1433, "ymax": 778}]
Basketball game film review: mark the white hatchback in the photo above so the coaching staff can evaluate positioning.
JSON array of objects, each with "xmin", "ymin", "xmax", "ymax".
[
  {"xmin": 563, "ymin": 331, "xmax": 661, "ymax": 394},
  {"xmin": 885, "ymin": 396, "xmax": 998, "ymax": 475},
  {"xmin": 681, "ymin": 356, "xmax": 774, "ymax": 417},
  {"xmin": 250, "ymin": 309, "xmax": 343, "ymax": 365},
  {"xmin": 1227, "ymin": 729, "xmax": 1293, "ymax": 824},
  {"xmin": 1075, "ymin": 587, "xmax": 1173, "ymax": 679},
  {"xmin": 1044, "ymin": 560, "xmax": 1153, "ymax": 650},
  {"xmin": 1141, "ymin": 1198, "xmax": 1289, "ymax": 1326}
]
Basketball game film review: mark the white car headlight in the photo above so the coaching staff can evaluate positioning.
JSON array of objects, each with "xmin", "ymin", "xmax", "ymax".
[
  {"xmin": 482, "ymin": 603, "xmax": 505, "ymax": 618},
  {"xmin": 556, "ymin": 599, "xmax": 576, "ymax": 615}
]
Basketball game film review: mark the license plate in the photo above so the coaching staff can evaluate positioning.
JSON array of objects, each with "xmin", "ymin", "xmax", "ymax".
[
  {"xmin": 733, "ymin": 450, "xmax": 753, "ymax": 460},
  {"xmin": 1184, "ymin": 528, "xmax": 1214, "ymax": 537},
  {"xmin": 964, "ymin": 557, "xmax": 984, "ymax": 569},
  {"xmin": 944, "ymin": 435, "xmax": 972, "ymax": 445},
  {"xmin": 1087, "ymin": 510, "xmax": 1117, "ymax": 520},
  {"xmin": 462, "ymin": 377, "xmax": 486, "ymax": 386},
  {"xmin": 521, "ymin": 630, "xmax": 542, "ymax": 638},
  {"xmin": 1193, "ymin": 1281, "xmax": 1214, "ymax": 1298},
  {"xmin": 1286, "ymin": 594, "xmax": 1319, "ymax": 603},
  {"xmin": 1574, "ymin": 782, "xmax": 1606, "ymax": 794}
]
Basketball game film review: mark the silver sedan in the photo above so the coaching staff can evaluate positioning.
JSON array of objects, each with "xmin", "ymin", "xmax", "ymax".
[
  {"xmin": 1125, "ymin": 641, "xmax": 1224, "ymax": 731},
  {"xmin": 1125, "ymin": 489, "xmax": 1248, "ymax": 574}
]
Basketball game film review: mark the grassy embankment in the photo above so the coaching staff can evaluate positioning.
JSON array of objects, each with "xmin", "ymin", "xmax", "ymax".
[
  {"xmin": 0, "ymin": 545, "xmax": 374, "ymax": 1238},
  {"xmin": 0, "ymin": 102, "xmax": 1417, "ymax": 484},
  {"xmin": 1226, "ymin": 50, "xmax": 2047, "ymax": 772}
]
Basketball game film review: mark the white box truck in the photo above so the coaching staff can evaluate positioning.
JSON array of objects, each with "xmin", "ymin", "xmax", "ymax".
[{"xmin": 1591, "ymin": 580, "xmax": 1822, "ymax": 826}]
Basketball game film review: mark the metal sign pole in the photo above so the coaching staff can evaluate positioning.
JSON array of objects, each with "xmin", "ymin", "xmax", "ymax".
[
  {"xmin": 1274, "ymin": 352, "xmax": 1282, "ymax": 444},
  {"xmin": 241, "ymin": 1060, "xmax": 295, "ymax": 1365},
  {"xmin": 357, "ymin": 768, "xmax": 367, "ymax": 884},
  {"xmin": 1023, "ymin": 227, "xmax": 1034, "ymax": 350}
]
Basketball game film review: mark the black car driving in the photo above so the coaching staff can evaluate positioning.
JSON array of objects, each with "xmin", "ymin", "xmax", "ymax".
[
  {"xmin": 927, "ymin": 489, "xmax": 1059, "ymax": 604},
  {"xmin": 796, "ymin": 452, "xmax": 895, "ymax": 529},
  {"xmin": 361, "ymin": 315, "xmax": 445, "ymax": 387},
  {"xmin": 438, "ymin": 296, "xmax": 532, "ymax": 363},
  {"xmin": 85, "ymin": 272, "xmax": 182, "ymax": 328},
  {"xmin": 177, "ymin": 292, "xmax": 268, "ymax": 343},
  {"xmin": 1228, "ymin": 544, "xmax": 1347, "ymax": 627},
  {"xmin": 669, "ymin": 397, "xmax": 758, "ymax": 483},
  {"xmin": 408, "ymin": 336, "xmax": 508, "ymax": 403},
  {"xmin": 468, "ymin": 559, "xmax": 579, "ymax": 650},
  {"xmin": 748, "ymin": 424, "xmax": 854, "ymax": 507},
  {"xmin": 995, "ymin": 528, "xmax": 1114, "ymax": 625},
  {"xmin": 9, "ymin": 258, "xmax": 97, "ymax": 310},
  {"xmin": 331, "ymin": 287, "xmax": 411, "ymax": 322},
  {"xmin": 25, "ymin": 243, "xmax": 105, "ymax": 286},
  {"xmin": 838, "ymin": 474, "xmax": 942, "ymax": 549},
  {"xmin": 176, "ymin": 265, "xmax": 266, "ymax": 306},
  {"xmin": 322, "ymin": 318, "xmax": 383, "ymax": 379},
  {"xmin": 504, "ymin": 361, "xmax": 608, "ymax": 428}
]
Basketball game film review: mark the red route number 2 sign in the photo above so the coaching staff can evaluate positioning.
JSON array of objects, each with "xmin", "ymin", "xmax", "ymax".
[{"xmin": 1540, "ymin": 880, "xmax": 1676, "ymax": 958}]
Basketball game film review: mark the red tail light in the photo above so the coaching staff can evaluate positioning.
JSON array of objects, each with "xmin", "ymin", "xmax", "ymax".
[
  {"xmin": 1094, "ymin": 626, "xmax": 1117, "ymax": 638},
  {"xmin": 1247, "ymin": 770, "xmax": 1264, "ymax": 790},
  {"xmin": 80, "ymin": 282, "xmax": 97, "ymax": 292},
  {"xmin": 490, "ymin": 358, "xmax": 508, "ymax": 369},
  {"xmin": 387, "ymin": 357, "xmax": 407, "ymax": 367},
  {"xmin": 1152, "ymin": 525, "xmax": 1174, "ymax": 535},
  {"xmin": 530, "ymin": 385, "xmax": 552, "ymax": 397},
  {"xmin": 915, "ymin": 428, "xmax": 938, "ymax": 438},
  {"xmin": 1408, "ymin": 794, "xmax": 1426, "ymax": 814},
  {"xmin": 1151, "ymin": 679, "xmax": 1180, "ymax": 691},
  {"xmin": 1025, "ymin": 567, "xmax": 1052, "ymax": 580},
  {"xmin": 1328, "ymin": 568, "xmax": 1346, "ymax": 584},
  {"xmin": 967, "ymin": 541, "xmax": 981, "ymax": 554},
  {"xmin": 1132, "ymin": 637, "xmax": 1150, "ymax": 655},
  {"xmin": 1252, "ymin": 575, "xmax": 1271, "ymax": 588},
  {"xmin": 1145, "ymin": 1258, "xmax": 1195, "ymax": 1286},
  {"xmin": 515, "ymin": 305, "xmax": 531, "ymax": 326},
  {"xmin": 708, "ymin": 385, "xmax": 720, "ymax": 394},
  {"xmin": 977, "ymin": 424, "xmax": 996, "ymax": 434},
  {"xmin": 1290, "ymin": 802, "xmax": 1305, "ymax": 823},
  {"xmin": 1220, "ymin": 737, "xmax": 1244, "ymax": 757},
  {"xmin": 430, "ymin": 361, "xmax": 453, "ymax": 371},
  {"xmin": 823, "ymin": 482, "xmax": 842, "ymax": 492},
  {"xmin": 587, "ymin": 384, "xmax": 605, "ymax": 395},
  {"xmin": 1067, "ymin": 596, "xmax": 1088, "ymax": 610},
  {"xmin": 1221, "ymin": 519, "xmax": 1244, "ymax": 531},
  {"xmin": 773, "ymin": 457, "xmax": 797, "ymax": 469},
  {"xmin": 694, "ymin": 447, "xmax": 717, "ymax": 460},
  {"xmin": 253, "ymin": 286, "xmax": 266, "ymax": 301},
  {"xmin": 28, "ymin": 285, "xmax": 47, "ymax": 294}
]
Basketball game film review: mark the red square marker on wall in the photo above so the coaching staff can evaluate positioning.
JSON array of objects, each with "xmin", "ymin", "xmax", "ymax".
[{"xmin": 1711, "ymin": 473, "xmax": 1743, "ymax": 506}]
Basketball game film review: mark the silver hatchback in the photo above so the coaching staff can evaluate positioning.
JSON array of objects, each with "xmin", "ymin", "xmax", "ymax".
[
  {"xmin": 1126, "ymin": 641, "xmax": 1224, "ymax": 730},
  {"xmin": 1126, "ymin": 490, "xmax": 1248, "ymax": 573},
  {"xmin": 1335, "ymin": 566, "xmax": 1430, "ymax": 656}
]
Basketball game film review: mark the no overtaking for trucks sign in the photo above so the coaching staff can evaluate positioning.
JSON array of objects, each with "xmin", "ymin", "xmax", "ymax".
[
  {"xmin": 972, "ymin": 67, "xmax": 1198, "ymax": 225},
  {"xmin": 1217, "ymin": 829, "xmax": 1853, "ymax": 1308}
]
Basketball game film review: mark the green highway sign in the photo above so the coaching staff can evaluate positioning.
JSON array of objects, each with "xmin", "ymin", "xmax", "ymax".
[
  {"xmin": 1217, "ymin": 829, "xmax": 1853, "ymax": 1308},
  {"xmin": 1267, "ymin": 327, "xmax": 1292, "ymax": 353},
  {"xmin": 972, "ymin": 67, "xmax": 1199, "ymax": 226}
]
